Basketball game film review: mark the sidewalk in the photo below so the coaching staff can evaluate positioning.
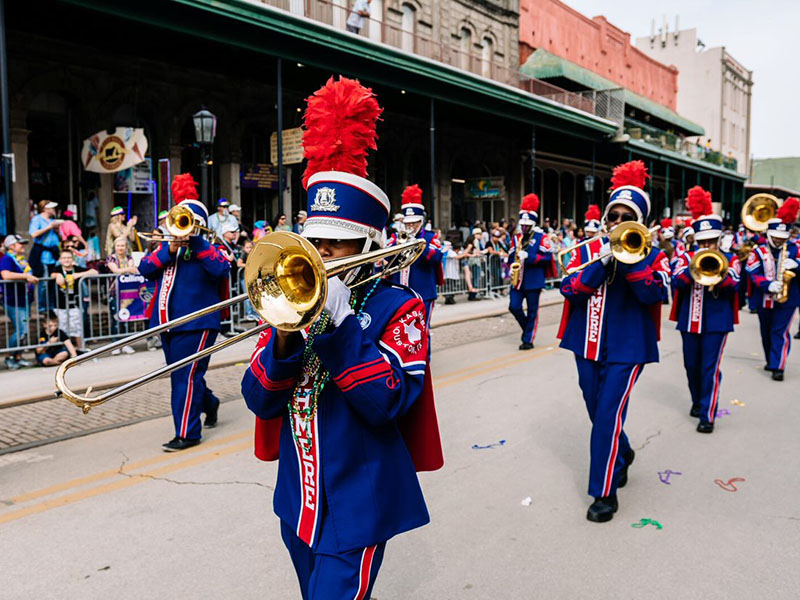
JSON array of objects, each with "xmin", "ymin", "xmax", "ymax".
[{"xmin": 0, "ymin": 289, "xmax": 564, "ymax": 407}]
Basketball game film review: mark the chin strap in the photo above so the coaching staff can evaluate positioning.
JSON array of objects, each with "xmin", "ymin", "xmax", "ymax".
[{"xmin": 341, "ymin": 237, "xmax": 374, "ymax": 287}]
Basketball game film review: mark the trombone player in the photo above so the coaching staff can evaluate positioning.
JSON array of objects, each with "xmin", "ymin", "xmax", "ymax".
[
  {"xmin": 138, "ymin": 173, "xmax": 231, "ymax": 451},
  {"xmin": 670, "ymin": 187, "xmax": 740, "ymax": 433},
  {"xmin": 557, "ymin": 161, "xmax": 669, "ymax": 523},
  {"xmin": 745, "ymin": 197, "xmax": 800, "ymax": 381}
]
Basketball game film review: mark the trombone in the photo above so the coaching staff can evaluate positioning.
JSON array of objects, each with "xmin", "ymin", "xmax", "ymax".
[
  {"xmin": 138, "ymin": 204, "xmax": 218, "ymax": 244},
  {"xmin": 557, "ymin": 222, "xmax": 660, "ymax": 275},
  {"xmin": 741, "ymin": 194, "xmax": 780, "ymax": 233},
  {"xmin": 55, "ymin": 231, "xmax": 426, "ymax": 414},
  {"xmin": 689, "ymin": 248, "xmax": 730, "ymax": 288}
]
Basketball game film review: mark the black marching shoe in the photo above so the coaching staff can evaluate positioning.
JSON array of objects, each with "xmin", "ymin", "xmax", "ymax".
[
  {"xmin": 771, "ymin": 370, "xmax": 784, "ymax": 381},
  {"xmin": 690, "ymin": 405, "xmax": 700, "ymax": 418},
  {"xmin": 204, "ymin": 405, "xmax": 219, "ymax": 428},
  {"xmin": 519, "ymin": 342, "xmax": 534, "ymax": 351},
  {"xmin": 696, "ymin": 421, "xmax": 714, "ymax": 434},
  {"xmin": 587, "ymin": 495, "xmax": 618, "ymax": 523},
  {"xmin": 617, "ymin": 449, "xmax": 635, "ymax": 488},
  {"xmin": 162, "ymin": 437, "xmax": 201, "ymax": 452},
  {"xmin": 764, "ymin": 364, "xmax": 774, "ymax": 372},
  {"xmin": 794, "ymin": 331, "xmax": 800, "ymax": 340}
]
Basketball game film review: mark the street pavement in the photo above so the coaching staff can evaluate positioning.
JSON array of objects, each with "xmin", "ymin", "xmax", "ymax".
[{"xmin": 1, "ymin": 303, "xmax": 799, "ymax": 599}]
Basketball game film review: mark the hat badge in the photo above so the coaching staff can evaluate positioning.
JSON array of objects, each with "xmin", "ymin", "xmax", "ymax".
[
  {"xmin": 699, "ymin": 220, "xmax": 712, "ymax": 231},
  {"xmin": 405, "ymin": 208, "xmax": 414, "ymax": 215},
  {"xmin": 310, "ymin": 187, "xmax": 340, "ymax": 212}
]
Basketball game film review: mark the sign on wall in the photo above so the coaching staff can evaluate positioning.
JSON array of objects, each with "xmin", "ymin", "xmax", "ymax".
[
  {"xmin": 465, "ymin": 176, "xmax": 505, "ymax": 199},
  {"xmin": 114, "ymin": 158, "xmax": 153, "ymax": 193},
  {"xmin": 241, "ymin": 163, "xmax": 279, "ymax": 190},
  {"xmin": 270, "ymin": 127, "xmax": 304, "ymax": 165},
  {"xmin": 81, "ymin": 127, "xmax": 148, "ymax": 173}
]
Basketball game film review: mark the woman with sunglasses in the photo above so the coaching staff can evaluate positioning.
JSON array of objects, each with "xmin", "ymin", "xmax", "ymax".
[{"xmin": 557, "ymin": 161, "xmax": 670, "ymax": 524}]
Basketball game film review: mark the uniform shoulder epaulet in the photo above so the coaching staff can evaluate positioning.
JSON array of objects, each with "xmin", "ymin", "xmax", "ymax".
[{"xmin": 379, "ymin": 279, "xmax": 422, "ymax": 302}]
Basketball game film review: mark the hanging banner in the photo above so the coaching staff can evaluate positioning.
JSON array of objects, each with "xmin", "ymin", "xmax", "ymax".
[
  {"xmin": 81, "ymin": 127, "xmax": 148, "ymax": 173},
  {"xmin": 116, "ymin": 274, "xmax": 155, "ymax": 322}
]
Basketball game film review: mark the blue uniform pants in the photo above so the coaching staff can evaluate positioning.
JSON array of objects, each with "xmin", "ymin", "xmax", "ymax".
[
  {"xmin": 575, "ymin": 357, "xmax": 643, "ymax": 498},
  {"xmin": 509, "ymin": 288, "xmax": 541, "ymax": 344},
  {"xmin": 757, "ymin": 306, "xmax": 797, "ymax": 371},
  {"xmin": 680, "ymin": 332, "xmax": 728, "ymax": 424},
  {"xmin": 281, "ymin": 521, "xmax": 386, "ymax": 600},
  {"xmin": 160, "ymin": 329, "xmax": 219, "ymax": 440}
]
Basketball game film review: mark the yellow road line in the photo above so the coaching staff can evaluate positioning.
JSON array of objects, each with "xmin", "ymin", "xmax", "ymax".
[
  {"xmin": 0, "ymin": 440, "xmax": 252, "ymax": 526},
  {"xmin": 6, "ymin": 430, "xmax": 252, "ymax": 506},
  {"xmin": 2, "ymin": 342, "xmax": 560, "ymax": 524}
]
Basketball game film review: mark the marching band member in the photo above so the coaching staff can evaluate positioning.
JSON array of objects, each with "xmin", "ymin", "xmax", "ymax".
[
  {"xmin": 746, "ymin": 197, "xmax": 800, "ymax": 381},
  {"xmin": 138, "ymin": 174, "xmax": 230, "ymax": 451},
  {"xmin": 583, "ymin": 204, "xmax": 602, "ymax": 240},
  {"xmin": 557, "ymin": 161, "xmax": 669, "ymax": 523},
  {"xmin": 387, "ymin": 184, "xmax": 443, "ymax": 331},
  {"xmin": 507, "ymin": 194, "xmax": 557, "ymax": 350},
  {"xmin": 241, "ymin": 76, "xmax": 443, "ymax": 600},
  {"xmin": 670, "ymin": 187, "xmax": 740, "ymax": 433}
]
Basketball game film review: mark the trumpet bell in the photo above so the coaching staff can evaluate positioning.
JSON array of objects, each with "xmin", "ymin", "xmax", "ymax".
[
  {"xmin": 245, "ymin": 232, "xmax": 328, "ymax": 332},
  {"xmin": 741, "ymin": 194, "xmax": 780, "ymax": 233},
  {"xmin": 609, "ymin": 221, "xmax": 653, "ymax": 264},
  {"xmin": 166, "ymin": 205, "xmax": 197, "ymax": 237},
  {"xmin": 689, "ymin": 248, "xmax": 729, "ymax": 287}
]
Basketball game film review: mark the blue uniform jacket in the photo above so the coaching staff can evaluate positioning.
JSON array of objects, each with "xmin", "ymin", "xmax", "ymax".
[
  {"xmin": 745, "ymin": 242, "xmax": 800, "ymax": 309},
  {"xmin": 508, "ymin": 231, "xmax": 555, "ymax": 291},
  {"xmin": 388, "ymin": 230, "xmax": 442, "ymax": 301},
  {"xmin": 671, "ymin": 250, "xmax": 740, "ymax": 333},
  {"xmin": 138, "ymin": 237, "xmax": 231, "ymax": 332},
  {"xmin": 558, "ymin": 245, "xmax": 669, "ymax": 364},
  {"xmin": 241, "ymin": 281, "xmax": 431, "ymax": 552}
]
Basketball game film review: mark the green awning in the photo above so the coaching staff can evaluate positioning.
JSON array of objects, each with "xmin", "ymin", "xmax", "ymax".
[{"xmin": 520, "ymin": 49, "xmax": 705, "ymax": 137}]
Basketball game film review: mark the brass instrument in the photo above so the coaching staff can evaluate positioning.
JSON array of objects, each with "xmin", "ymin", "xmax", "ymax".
[
  {"xmin": 689, "ymin": 248, "xmax": 729, "ymax": 288},
  {"xmin": 736, "ymin": 240, "xmax": 757, "ymax": 261},
  {"xmin": 138, "ymin": 205, "xmax": 217, "ymax": 244},
  {"xmin": 558, "ymin": 222, "xmax": 660, "ymax": 275},
  {"xmin": 55, "ymin": 231, "xmax": 426, "ymax": 413},
  {"xmin": 774, "ymin": 242, "xmax": 795, "ymax": 304},
  {"xmin": 741, "ymin": 194, "xmax": 781, "ymax": 233},
  {"xmin": 509, "ymin": 232, "xmax": 532, "ymax": 288}
]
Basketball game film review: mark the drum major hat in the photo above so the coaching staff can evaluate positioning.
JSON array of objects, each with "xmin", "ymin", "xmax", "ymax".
[
  {"xmin": 172, "ymin": 173, "xmax": 208, "ymax": 227},
  {"xmin": 606, "ymin": 160, "xmax": 651, "ymax": 223}
]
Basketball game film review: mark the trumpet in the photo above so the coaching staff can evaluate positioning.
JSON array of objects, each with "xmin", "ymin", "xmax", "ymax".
[
  {"xmin": 741, "ymin": 194, "xmax": 781, "ymax": 233},
  {"xmin": 55, "ymin": 231, "xmax": 426, "ymax": 413},
  {"xmin": 558, "ymin": 222, "xmax": 660, "ymax": 275},
  {"xmin": 689, "ymin": 248, "xmax": 729, "ymax": 288}
]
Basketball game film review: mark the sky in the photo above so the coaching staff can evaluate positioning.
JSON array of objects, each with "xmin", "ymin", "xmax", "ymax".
[{"xmin": 561, "ymin": 0, "xmax": 800, "ymax": 159}]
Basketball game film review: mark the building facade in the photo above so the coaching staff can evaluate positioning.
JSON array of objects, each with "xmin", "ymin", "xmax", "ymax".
[{"xmin": 635, "ymin": 25, "xmax": 753, "ymax": 176}]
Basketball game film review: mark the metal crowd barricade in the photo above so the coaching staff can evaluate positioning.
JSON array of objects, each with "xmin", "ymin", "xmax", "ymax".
[{"xmin": 436, "ymin": 255, "xmax": 561, "ymax": 301}]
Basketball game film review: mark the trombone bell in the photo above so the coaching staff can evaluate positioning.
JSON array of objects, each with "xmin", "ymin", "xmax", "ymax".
[
  {"xmin": 166, "ymin": 205, "xmax": 198, "ymax": 237},
  {"xmin": 689, "ymin": 248, "xmax": 729, "ymax": 287},
  {"xmin": 741, "ymin": 194, "xmax": 780, "ymax": 233}
]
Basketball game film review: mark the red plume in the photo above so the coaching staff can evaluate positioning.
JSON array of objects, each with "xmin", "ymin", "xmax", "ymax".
[
  {"xmin": 584, "ymin": 204, "xmax": 601, "ymax": 221},
  {"xmin": 686, "ymin": 185, "xmax": 713, "ymax": 219},
  {"xmin": 661, "ymin": 218, "xmax": 672, "ymax": 228},
  {"xmin": 521, "ymin": 193, "xmax": 540, "ymax": 213},
  {"xmin": 684, "ymin": 218, "xmax": 694, "ymax": 229},
  {"xmin": 610, "ymin": 160, "xmax": 650, "ymax": 190},
  {"xmin": 171, "ymin": 173, "xmax": 199, "ymax": 203},
  {"xmin": 777, "ymin": 197, "xmax": 800, "ymax": 224},
  {"xmin": 401, "ymin": 184, "xmax": 423, "ymax": 206},
  {"xmin": 301, "ymin": 76, "xmax": 383, "ymax": 189}
]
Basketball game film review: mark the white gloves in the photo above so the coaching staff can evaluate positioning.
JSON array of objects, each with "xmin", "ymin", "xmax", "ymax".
[
  {"xmin": 599, "ymin": 242, "xmax": 612, "ymax": 266},
  {"xmin": 768, "ymin": 281, "xmax": 783, "ymax": 294},
  {"xmin": 324, "ymin": 276, "xmax": 354, "ymax": 327},
  {"xmin": 517, "ymin": 250, "xmax": 528, "ymax": 260},
  {"xmin": 783, "ymin": 258, "xmax": 798, "ymax": 271}
]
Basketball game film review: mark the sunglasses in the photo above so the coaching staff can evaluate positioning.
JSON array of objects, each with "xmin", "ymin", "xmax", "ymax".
[{"xmin": 607, "ymin": 211, "xmax": 636, "ymax": 223}]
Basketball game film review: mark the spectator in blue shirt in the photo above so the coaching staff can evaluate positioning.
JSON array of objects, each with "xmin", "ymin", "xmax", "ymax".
[
  {"xmin": 28, "ymin": 199, "xmax": 62, "ymax": 313},
  {"xmin": 1, "ymin": 234, "xmax": 38, "ymax": 369}
]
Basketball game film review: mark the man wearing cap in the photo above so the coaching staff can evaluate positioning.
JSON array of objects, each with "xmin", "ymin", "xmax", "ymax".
[
  {"xmin": 746, "ymin": 197, "xmax": 800, "ymax": 381},
  {"xmin": 139, "ymin": 174, "xmax": 231, "ymax": 451},
  {"xmin": 670, "ymin": 187, "xmax": 740, "ymax": 433},
  {"xmin": 104, "ymin": 206, "xmax": 138, "ymax": 257},
  {"xmin": 208, "ymin": 198, "xmax": 238, "ymax": 240},
  {"xmin": 28, "ymin": 200, "xmax": 62, "ymax": 310},
  {"xmin": 558, "ymin": 161, "xmax": 669, "ymax": 523},
  {"xmin": 241, "ymin": 76, "xmax": 442, "ymax": 599},
  {"xmin": 293, "ymin": 210, "xmax": 307, "ymax": 234},
  {"xmin": 1, "ymin": 235, "xmax": 38, "ymax": 369},
  {"xmin": 387, "ymin": 184, "xmax": 443, "ymax": 331},
  {"xmin": 508, "ymin": 193, "xmax": 557, "ymax": 350}
]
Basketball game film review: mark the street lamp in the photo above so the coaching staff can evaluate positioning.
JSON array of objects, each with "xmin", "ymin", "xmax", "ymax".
[{"xmin": 192, "ymin": 108, "xmax": 217, "ymax": 208}]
